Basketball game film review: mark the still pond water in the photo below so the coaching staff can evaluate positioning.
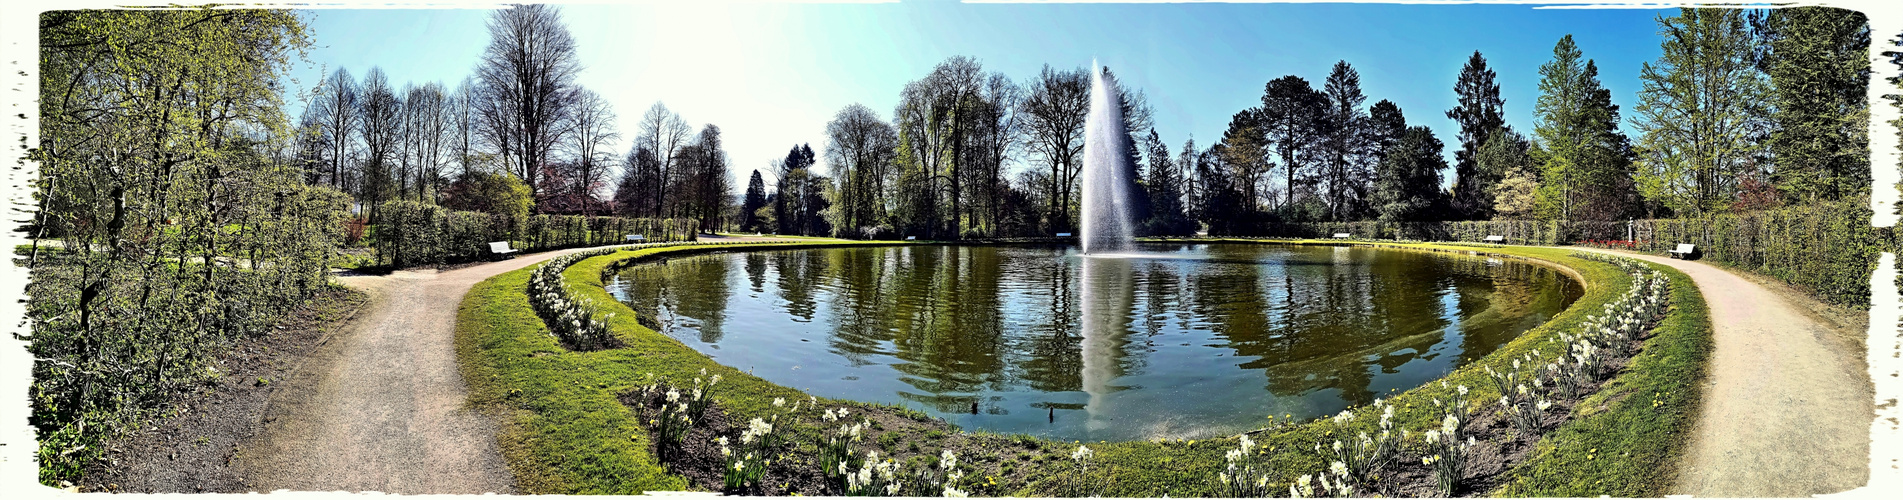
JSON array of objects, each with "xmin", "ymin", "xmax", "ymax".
[{"xmin": 605, "ymin": 244, "xmax": 1580, "ymax": 442}]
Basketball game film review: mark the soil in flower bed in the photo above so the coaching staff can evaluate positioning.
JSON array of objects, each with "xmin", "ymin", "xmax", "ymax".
[
  {"xmin": 75, "ymin": 286, "xmax": 369, "ymax": 493},
  {"xmin": 619, "ymin": 390, "xmax": 1061, "ymax": 496},
  {"xmin": 1352, "ymin": 333, "xmax": 1645, "ymax": 497}
]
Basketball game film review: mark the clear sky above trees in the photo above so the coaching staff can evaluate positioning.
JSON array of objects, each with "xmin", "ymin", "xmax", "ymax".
[{"xmin": 284, "ymin": 2, "xmax": 1670, "ymax": 190}]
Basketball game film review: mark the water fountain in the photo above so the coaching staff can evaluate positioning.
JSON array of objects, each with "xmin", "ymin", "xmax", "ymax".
[{"xmin": 1080, "ymin": 65, "xmax": 1137, "ymax": 255}]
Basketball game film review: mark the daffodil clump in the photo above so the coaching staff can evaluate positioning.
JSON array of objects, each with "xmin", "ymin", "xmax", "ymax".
[
  {"xmin": 1217, "ymin": 434, "xmax": 1276, "ymax": 497},
  {"xmin": 1068, "ymin": 444, "xmax": 1101, "ymax": 497},
  {"xmin": 720, "ymin": 416, "xmax": 776, "ymax": 490},
  {"xmin": 634, "ymin": 370, "xmax": 720, "ymax": 462},
  {"xmin": 1420, "ymin": 413, "xmax": 1474, "ymax": 497},
  {"xmin": 818, "ymin": 407, "xmax": 869, "ymax": 490},
  {"xmin": 840, "ymin": 448, "xmax": 966, "ymax": 497}
]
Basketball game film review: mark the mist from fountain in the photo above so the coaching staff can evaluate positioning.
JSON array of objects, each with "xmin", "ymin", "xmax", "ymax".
[{"xmin": 1080, "ymin": 64, "xmax": 1137, "ymax": 255}]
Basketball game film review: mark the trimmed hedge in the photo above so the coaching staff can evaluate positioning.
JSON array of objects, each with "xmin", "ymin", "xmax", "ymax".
[
  {"xmin": 1259, "ymin": 198, "xmax": 1884, "ymax": 307},
  {"xmin": 372, "ymin": 201, "xmax": 698, "ymax": 267},
  {"xmin": 1628, "ymin": 200, "xmax": 1881, "ymax": 307}
]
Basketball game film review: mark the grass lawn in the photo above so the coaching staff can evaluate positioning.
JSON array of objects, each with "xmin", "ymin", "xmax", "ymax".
[{"xmin": 455, "ymin": 239, "xmax": 1710, "ymax": 496}]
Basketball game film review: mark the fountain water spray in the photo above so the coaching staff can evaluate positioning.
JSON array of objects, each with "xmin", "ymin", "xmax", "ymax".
[{"xmin": 1080, "ymin": 63, "xmax": 1137, "ymax": 255}]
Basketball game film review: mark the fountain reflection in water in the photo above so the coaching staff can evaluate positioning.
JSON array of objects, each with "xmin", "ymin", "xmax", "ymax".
[{"xmin": 1080, "ymin": 64, "xmax": 1137, "ymax": 255}]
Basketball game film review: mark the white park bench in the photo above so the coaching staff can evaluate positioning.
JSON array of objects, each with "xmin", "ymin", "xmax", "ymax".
[
  {"xmin": 1056, "ymin": 232, "xmax": 1073, "ymax": 237},
  {"xmin": 1483, "ymin": 235, "xmax": 1505, "ymax": 243},
  {"xmin": 625, "ymin": 234, "xmax": 646, "ymax": 242},
  {"xmin": 1332, "ymin": 233, "xmax": 1351, "ymax": 239},
  {"xmin": 1668, "ymin": 243, "xmax": 1696, "ymax": 259},
  {"xmin": 905, "ymin": 236, "xmax": 917, "ymax": 241},
  {"xmin": 488, "ymin": 241, "xmax": 519, "ymax": 256}
]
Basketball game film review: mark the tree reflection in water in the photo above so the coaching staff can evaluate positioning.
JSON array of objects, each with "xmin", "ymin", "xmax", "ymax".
[{"xmin": 605, "ymin": 244, "xmax": 1580, "ymax": 441}]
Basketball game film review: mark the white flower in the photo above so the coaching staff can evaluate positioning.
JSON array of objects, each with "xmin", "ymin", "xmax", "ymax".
[
  {"xmin": 823, "ymin": 409, "xmax": 838, "ymax": 422},
  {"xmin": 1457, "ymin": 384, "xmax": 1470, "ymax": 396},
  {"xmin": 1536, "ymin": 400, "xmax": 1553, "ymax": 412},
  {"xmin": 1441, "ymin": 414, "xmax": 1460, "ymax": 434},
  {"xmin": 1330, "ymin": 460, "xmax": 1348, "ymax": 478},
  {"xmin": 665, "ymin": 389, "xmax": 680, "ymax": 403},
  {"xmin": 944, "ymin": 486, "xmax": 968, "ymax": 497},
  {"xmin": 1071, "ymin": 445, "xmax": 1093, "ymax": 463},
  {"xmin": 709, "ymin": 374, "xmax": 721, "ymax": 385},
  {"xmin": 1424, "ymin": 430, "xmax": 1441, "ymax": 444},
  {"xmin": 940, "ymin": 449, "xmax": 957, "ymax": 470},
  {"xmin": 773, "ymin": 397, "xmax": 785, "ymax": 407}
]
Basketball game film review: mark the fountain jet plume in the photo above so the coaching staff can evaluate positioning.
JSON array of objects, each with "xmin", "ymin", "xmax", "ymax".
[{"xmin": 1080, "ymin": 63, "xmax": 1137, "ymax": 255}]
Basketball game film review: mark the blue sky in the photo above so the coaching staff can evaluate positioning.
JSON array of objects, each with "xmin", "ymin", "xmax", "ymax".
[{"xmin": 285, "ymin": 1, "xmax": 1672, "ymax": 189}]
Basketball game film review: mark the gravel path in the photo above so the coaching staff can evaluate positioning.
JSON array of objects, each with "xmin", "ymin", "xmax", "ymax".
[
  {"xmin": 237, "ymin": 247, "xmax": 600, "ymax": 494},
  {"xmin": 239, "ymin": 237, "xmax": 819, "ymax": 493},
  {"xmin": 1573, "ymin": 248, "xmax": 1873, "ymax": 496}
]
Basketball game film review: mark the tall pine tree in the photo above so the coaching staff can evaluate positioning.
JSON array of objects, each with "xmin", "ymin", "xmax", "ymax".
[
  {"xmin": 1447, "ymin": 51, "xmax": 1506, "ymax": 219},
  {"xmin": 742, "ymin": 169, "xmax": 766, "ymax": 232},
  {"xmin": 1374, "ymin": 126, "xmax": 1449, "ymax": 224}
]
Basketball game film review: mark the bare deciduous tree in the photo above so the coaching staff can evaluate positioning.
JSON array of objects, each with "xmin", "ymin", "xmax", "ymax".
[
  {"xmin": 562, "ymin": 88, "xmax": 618, "ymax": 214},
  {"xmin": 1020, "ymin": 64, "xmax": 1090, "ymax": 231},
  {"xmin": 473, "ymin": 3, "xmax": 582, "ymax": 203}
]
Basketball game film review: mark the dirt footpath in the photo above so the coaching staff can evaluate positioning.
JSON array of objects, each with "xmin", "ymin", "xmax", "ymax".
[
  {"xmin": 1574, "ymin": 248, "xmax": 1873, "ymax": 497},
  {"xmin": 237, "ymin": 247, "xmax": 596, "ymax": 494}
]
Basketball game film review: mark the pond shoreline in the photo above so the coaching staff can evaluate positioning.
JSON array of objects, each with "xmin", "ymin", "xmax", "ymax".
[{"xmin": 456, "ymin": 238, "xmax": 1711, "ymax": 496}]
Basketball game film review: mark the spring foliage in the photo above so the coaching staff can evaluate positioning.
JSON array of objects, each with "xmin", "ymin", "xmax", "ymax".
[{"xmin": 27, "ymin": 8, "xmax": 335, "ymax": 484}]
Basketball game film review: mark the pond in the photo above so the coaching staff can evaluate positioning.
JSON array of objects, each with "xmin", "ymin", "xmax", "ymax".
[{"xmin": 604, "ymin": 243, "xmax": 1581, "ymax": 442}]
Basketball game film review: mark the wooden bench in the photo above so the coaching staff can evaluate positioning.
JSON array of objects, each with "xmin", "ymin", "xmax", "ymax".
[
  {"xmin": 1484, "ymin": 235, "xmax": 1505, "ymax": 243},
  {"xmin": 488, "ymin": 241, "xmax": 519, "ymax": 256},
  {"xmin": 1332, "ymin": 233, "xmax": 1351, "ymax": 239},
  {"xmin": 1668, "ymin": 243, "xmax": 1696, "ymax": 259},
  {"xmin": 625, "ymin": 234, "xmax": 646, "ymax": 243}
]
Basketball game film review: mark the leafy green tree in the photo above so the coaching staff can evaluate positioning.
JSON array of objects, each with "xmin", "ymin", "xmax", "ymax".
[
  {"xmin": 1373, "ymin": 126, "xmax": 1449, "ymax": 223},
  {"xmin": 1758, "ymin": 7, "xmax": 1871, "ymax": 203},
  {"xmin": 31, "ymin": 8, "xmax": 334, "ymax": 484},
  {"xmin": 1633, "ymin": 8, "xmax": 1769, "ymax": 217},
  {"xmin": 1492, "ymin": 167, "xmax": 1541, "ymax": 221},
  {"xmin": 1532, "ymin": 35, "xmax": 1638, "ymax": 221},
  {"xmin": 441, "ymin": 169, "xmax": 533, "ymax": 219},
  {"xmin": 1447, "ymin": 51, "xmax": 1507, "ymax": 219}
]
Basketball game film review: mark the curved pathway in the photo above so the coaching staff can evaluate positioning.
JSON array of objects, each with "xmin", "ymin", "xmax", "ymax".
[
  {"xmin": 238, "ymin": 235, "xmax": 818, "ymax": 493},
  {"xmin": 1571, "ymin": 248, "xmax": 1872, "ymax": 496},
  {"xmin": 237, "ymin": 248, "xmax": 591, "ymax": 493}
]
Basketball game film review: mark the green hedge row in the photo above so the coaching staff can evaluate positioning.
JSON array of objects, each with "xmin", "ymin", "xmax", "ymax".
[
  {"xmin": 1261, "ymin": 199, "xmax": 1883, "ymax": 308},
  {"xmin": 1628, "ymin": 199, "xmax": 1882, "ymax": 308},
  {"xmin": 371, "ymin": 201, "xmax": 698, "ymax": 267}
]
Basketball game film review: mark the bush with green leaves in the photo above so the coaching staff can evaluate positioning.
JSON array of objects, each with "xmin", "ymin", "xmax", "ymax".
[{"xmin": 26, "ymin": 7, "xmax": 350, "ymax": 485}]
